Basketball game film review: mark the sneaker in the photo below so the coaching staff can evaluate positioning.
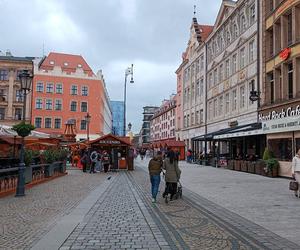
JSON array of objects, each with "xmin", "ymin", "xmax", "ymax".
[{"xmin": 152, "ymin": 198, "xmax": 156, "ymax": 203}]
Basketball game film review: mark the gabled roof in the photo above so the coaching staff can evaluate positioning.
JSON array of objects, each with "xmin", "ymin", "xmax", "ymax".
[
  {"xmin": 89, "ymin": 134, "xmax": 132, "ymax": 146},
  {"xmin": 198, "ymin": 25, "xmax": 214, "ymax": 41},
  {"xmin": 40, "ymin": 52, "xmax": 94, "ymax": 75},
  {"xmin": 214, "ymin": 0, "xmax": 236, "ymax": 29}
]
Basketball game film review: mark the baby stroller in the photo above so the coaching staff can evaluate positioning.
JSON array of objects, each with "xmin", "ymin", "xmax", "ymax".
[{"xmin": 163, "ymin": 172, "xmax": 183, "ymax": 203}]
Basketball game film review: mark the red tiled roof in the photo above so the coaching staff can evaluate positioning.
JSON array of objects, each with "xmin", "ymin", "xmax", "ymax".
[
  {"xmin": 40, "ymin": 52, "xmax": 94, "ymax": 75},
  {"xmin": 198, "ymin": 25, "xmax": 214, "ymax": 41}
]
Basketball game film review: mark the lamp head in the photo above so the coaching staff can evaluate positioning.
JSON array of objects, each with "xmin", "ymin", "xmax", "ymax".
[{"xmin": 18, "ymin": 70, "xmax": 32, "ymax": 91}]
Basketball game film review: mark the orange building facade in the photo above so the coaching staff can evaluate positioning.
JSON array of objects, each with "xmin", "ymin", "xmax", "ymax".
[{"xmin": 31, "ymin": 52, "xmax": 109, "ymax": 140}]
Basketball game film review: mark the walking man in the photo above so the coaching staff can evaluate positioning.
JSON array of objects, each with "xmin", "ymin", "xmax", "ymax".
[
  {"xmin": 148, "ymin": 151, "xmax": 163, "ymax": 203},
  {"xmin": 89, "ymin": 150, "xmax": 98, "ymax": 173},
  {"xmin": 292, "ymin": 148, "xmax": 300, "ymax": 197}
]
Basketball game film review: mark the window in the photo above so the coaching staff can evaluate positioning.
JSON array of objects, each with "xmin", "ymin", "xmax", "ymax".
[
  {"xmin": 35, "ymin": 117, "xmax": 42, "ymax": 128},
  {"xmin": 267, "ymin": 72, "xmax": 275, "ymax": 104},
  {"xmin": 36, "ymin": 82, "xmax": 44, "ymax": 92},
  {"xmin": 45, "ymin": 99, "xmax": 52, "ymax": 110},
  {"xmin": 0, "ymin": 69, "xmax": 9, "ymax": 81},
  {"xmin": 240, "ymin": 85, "xmax": 245, "ymax": 108},
  {"xmin": 240, "ymin": 47, "xmax": 246, "ymax": 68},
  {"xmin": 268, "ymin": 28, "xmax": 274, "ymax": 57},
  {"xmin": 268, "ymin": 138, "xmax": 292, "ymax": 161},
  {"xmin": 46, "ymin": 83, "xmax": 54, "ymax": 93},
  {"xmin": 226, "ymin": 30, "xmax": 231, "ymax": 45},
  {"xmin": 81, "ymin": 86, "xmax": 88, "ymax": 96},
  {"xmin": 15, "ymin": 108, "xmax": 22, "ymax": 120},
  {"xmin": 287, "ymin": 12, "xmax": 293, "ymax": 46},
  {"xmin": 195, "ymin": 59, "xmax": 199, "ymax": 74},
  {"xmin": 225, "ymin": 59, "xmax": 230, "ymax": 78},
  {"xmin": 71, "ymin": 85, "xmax": 78, "ymax": 95},
  {"xmin": 200, "ymin": 109, "xmax": 204, "ymax": 124},
  {"xmin": 45, "ymin": 118, "xmax": 52, "ymax": 128},
  {"xmin": 214, "ymin": 99, "xmax": 218, "ymax": 118},
  {"xmin": 209, "ymin": 73, "xmax": 213, "ymax": 89},
  {"xmin": 208, "ymin": 102, "xmax": 212, "ymax": 120},
  {"xmin": 219, "ymin": 96, "xmax": 223, "ymax": 116},
  {"xmin": 200, "ymin": 56, "xmax": 204, "ymax": 71},
  {"xmin": 219, "ymin": 64, "xmax": 223, "ymax": 82},
  {"xmin": 200, "ymin": 79, "xmax": 204, "ymax": 96},
  {"xmin": 250, "ymin": 5, "xmax": 256, "ymax": 25},
  {"xmin": 54, "ymin": 118, "xmax": 61, "ymax": 129},
  {"xmin": 15, "ymin": 90, "xmax": 23, "ymax": 102},
  {"xmin": 214, "ymin": 68, "xmax": 218, "ymax": 85},
  {"xmin": 0, "ymin": 108, "xmax": 5, "ymax": 120},
  {"xmin": 196, "ymin": 111, "xmax": 199, "ymax": 124},
  {"xmin": 70, "ymin": 101, "xmax": 77, "ymax": 111},
  {"xmin": 288, "ymin": 63, "xmax": 293, "ymax": 99},
  {"xmin": 249, "ymin": 40, "xmax": 255, "ymax": 62},
  {"xmin": 232, "ymin": 89, "xmax": 237, "ymax": 111},
  {"xmin": 233, "ymin": 23, "xmax": 238, "ymax": 40},
  {"xmin": 187, "ymin": 115, "xmax": 190, "ymax": 127},
  {"xmin": 81, "ymin": 102, "xmax": 88, "ymax": 112},
  {"xmin": 191, "ymin": 113, "xmax": 194, "ymax": 125},
  {"xmin": 196, "ymin": 80, "xmax": 200, "ymax": 97},
  {"xmin": 55, "ymin": 99, "xmax": 62, "ymax": 110},
  {"xmin": 35, "ymin": 98, "xmax": 43, "ymax": 109},
  {"xmin": 225, "ymin": 93, "xmax": 230, "ymax": 113},
  {"xmin": 232, "ymin": 54, "xmax": 237, "ymax": 73},
  {"xmin": 56, "ymin": 83, "xmax": 63, "ymax": 94},
  {"xmin": 249, "ymin": 80, "xmax": 255, "ymax": 105},
  {"xmin": 240, "ymin": 14, "xmax": 247, "ymax": 32}
]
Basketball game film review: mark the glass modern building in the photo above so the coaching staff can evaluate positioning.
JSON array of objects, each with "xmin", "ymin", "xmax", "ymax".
[{"xmin": 111, "ymin": 101, "xmax": 124, "ymax": 136}]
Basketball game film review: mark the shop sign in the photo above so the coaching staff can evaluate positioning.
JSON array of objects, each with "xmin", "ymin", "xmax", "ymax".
[
  {"xmin": 262, "ymin": 115, "xmax": 300, "ymax": 134},
  {"xmin": 259, "ymin": 105, "xmax": 300, "ymax": 121},
  {"xmin": 97, "ymin": 140, "xmax": 121, "ymax": 144},
  {"xmin": 279, "ymin": 48, "xmax": 291, "ymax": 61}
]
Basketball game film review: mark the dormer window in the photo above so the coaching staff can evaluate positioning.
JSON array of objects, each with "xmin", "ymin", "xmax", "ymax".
[
  {"xmin": 64, "ymin": 62, "xmax": 68, "ymax": 66},
  {"xmin": 78, "ymin": 64, "xmax": 82, "ymax": 68},
  {"xmin": 50, "ymin": 61, "xmax": 54, "ymax": 65}
]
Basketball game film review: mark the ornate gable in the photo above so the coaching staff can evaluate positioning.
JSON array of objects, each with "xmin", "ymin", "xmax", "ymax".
[{"xmin": 214, "ymin": 0, "xmax": 236, "ymax": 29}]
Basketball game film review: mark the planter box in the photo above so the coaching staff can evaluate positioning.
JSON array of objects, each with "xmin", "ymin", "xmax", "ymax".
[
  {"xmin": 255, "ymin": 161, "xmax": 265, "ymax": 175},
  {"xmin": 266, "ymin": 167, "xmax": 279, "ymax": 178},
  {"xmin": 241, "ymin": 161, "xmax": 248, "ymax": 172},
  {"xmin": 227, "ymin": 160, "xmax": 234, "ymax": 170},
  {"xmin": 234, "ymin": 160, "xmax": 241, "ymax": 171},
  {"xmin": 248, "ymin": 162, "xmax": 256, "ymax": 173}
]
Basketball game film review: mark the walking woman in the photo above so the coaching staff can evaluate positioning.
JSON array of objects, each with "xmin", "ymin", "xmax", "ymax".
[
  {"xmin": 163, "ymin": 149, "xmax": 181, "ymax": 201},
  {"xmin": 148, "ymin": 151, "xmax": 163, "ymax": 203},
  {"xmin": 292, "ymin": 148, "xmax": 300, "ymax": 197}
]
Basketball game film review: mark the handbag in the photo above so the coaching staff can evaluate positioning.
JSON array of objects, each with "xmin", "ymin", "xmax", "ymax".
[{"xmin": 289, "ymin": 181, "xmax": 299, "ymax": 191}]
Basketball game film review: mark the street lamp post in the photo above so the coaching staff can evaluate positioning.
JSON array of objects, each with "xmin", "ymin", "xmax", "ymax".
[
  {"xmin": 15, "ymin": 70, "xmax": 32, "ymax": 197},
  {"xmin": 85, "ymin": 112, "xmax": 91, "ymax": 141},
  {"xmin": 123, "ymin": 64, "xmax": 134, "ymax": 136}
]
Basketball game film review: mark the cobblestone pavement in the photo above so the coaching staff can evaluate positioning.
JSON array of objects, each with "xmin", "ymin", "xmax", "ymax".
[
  {"xmin": 0, "ymin": 169, "xmax": 107, "ymax": 250},
  {"xmin": 134, "ymin": 159, "xmax": 300, "ymax": 249},
  {"xmin": 60, "ymin": 173, "xmax": 172, "ymax": 250}
]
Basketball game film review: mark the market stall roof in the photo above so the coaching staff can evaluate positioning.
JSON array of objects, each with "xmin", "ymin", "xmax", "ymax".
[
  {"xmin": 151, "ymin": 140, "xmax": 185, "ymax": 148},
  {"xmin": 0, "ymin": 124, "xmax": 50, "ymax": 138},
  {"xmin": 89, "ymin": 134, "xmax": 132, "ymax": 146},
  {"xmin": 0, "ymin": 136, "xmax": 22, "ymax": 145}
]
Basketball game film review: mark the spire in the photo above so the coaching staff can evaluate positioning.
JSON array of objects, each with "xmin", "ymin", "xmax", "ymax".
[{"xmin": 193, "ymin": 4, "xmax": 196, "ymax": 17}]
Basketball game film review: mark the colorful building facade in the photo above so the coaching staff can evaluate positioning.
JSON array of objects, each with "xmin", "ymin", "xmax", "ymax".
[{"xmin": 32, "ymin": 52, "xmax": 111, "ymax": 140}]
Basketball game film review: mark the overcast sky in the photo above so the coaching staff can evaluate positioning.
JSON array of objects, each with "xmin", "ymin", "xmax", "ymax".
[{"xmin": 0, "ymin": 0, "xmax": 220, "ymax": 133}]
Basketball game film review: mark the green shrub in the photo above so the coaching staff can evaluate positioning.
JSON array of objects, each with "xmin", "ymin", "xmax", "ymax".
[
  {"xmin": 12, "ymin": 122, "xmax": 35, "ymax": 137},
  {"xmin": 265, "ymin": 158, "xmax": 279, "ymax": 172},
  {"xmin": 262, "ymin": 147, "xmax": 271, "ymax": 161},
  {"xmin": 24, "ymin": 149, "xmax": 34, "ymax": 166}
]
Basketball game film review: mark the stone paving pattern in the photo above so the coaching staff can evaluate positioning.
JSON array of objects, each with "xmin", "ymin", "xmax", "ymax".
[
  {"xmin": 0, "ymin": 170, "xmax": 107, "ymax": 250},
  {"xmin": 135, "ymin": 159, "xmax": 300, "ymax": 249},
  {"xmin": 60, "ymin": 173, "xmax": 171, "ymax": 250}
]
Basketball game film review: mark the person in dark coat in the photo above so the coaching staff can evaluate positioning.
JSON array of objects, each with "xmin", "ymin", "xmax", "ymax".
[
  {"xmin": 102, "ymin": 151, "xmax": 110, "ymax": 173},
  {"xmin": 163, "ymin": 150, "xmax": 181, "ymax": 201}
]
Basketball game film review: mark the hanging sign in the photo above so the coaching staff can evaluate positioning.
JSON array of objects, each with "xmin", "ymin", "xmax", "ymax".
[{"xmin": 279, "ymin": 48, "xmax": 291, "ymax": 61}]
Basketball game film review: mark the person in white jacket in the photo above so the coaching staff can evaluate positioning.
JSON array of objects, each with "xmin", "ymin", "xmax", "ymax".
[{"xmin": 292, "ymin": 149, "xmax": 300, "ymax": 197}]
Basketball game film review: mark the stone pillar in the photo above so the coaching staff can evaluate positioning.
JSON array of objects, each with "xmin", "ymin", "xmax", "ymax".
[{"xmin": 281, "ymin": 63, "xmax": 288, "ymax": 100}]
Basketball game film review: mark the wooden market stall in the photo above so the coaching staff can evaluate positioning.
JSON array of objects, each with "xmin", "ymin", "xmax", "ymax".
[
  {"xmin": 151, "ymin": 140, "xmax": 186, "ymax": 160},
  {"xmin": 88, "ymin": 134, "xmax": 134, "ymax": 170}
]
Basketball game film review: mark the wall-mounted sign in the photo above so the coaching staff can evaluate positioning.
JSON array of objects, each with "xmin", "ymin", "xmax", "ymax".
[
  {"xmin": 262, "ymin": 115, "xmax": 300, "ymax": 134},
  {"xmin": 279, "ymin": 48, "xmax": 291, "ymax": 61},
  {"xmin": 259, "ymin": 105, "xmax": 300, "ymax": 121}
]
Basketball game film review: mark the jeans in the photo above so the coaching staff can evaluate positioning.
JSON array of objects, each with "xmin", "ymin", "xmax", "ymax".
[{"xmin": 150, "ymin": 175, "xmax": 161, "ymax": 199}]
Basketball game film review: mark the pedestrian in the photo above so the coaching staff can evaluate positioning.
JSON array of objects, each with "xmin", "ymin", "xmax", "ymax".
[
  {"xmin": 95, "ymin": 151, "xmax": 102, "ymax": 172},
  {"xmin": 163, "ymin": 149, "xmax": 181, "ymax": 201},
  {"xmin": 292, "ymin": 148, "xmax": 300, "ymax": 198},
  {"xmin": 80, "ymin": 150, "xmax": 89, "ymax": 172},
  {"xmin": 187, "ymin": 149, "xmax": 192, "ymax": 163},
  {"xmin": 102, "ymin": 151, "xmax": 110, "ymax": 173},
  {"xmin": 148, "ymin": 151, "xmax": 163, "ymax": 203},
  {"xmin": 90, "ymin": 150, "xmax": 98, "ymax": 173}
]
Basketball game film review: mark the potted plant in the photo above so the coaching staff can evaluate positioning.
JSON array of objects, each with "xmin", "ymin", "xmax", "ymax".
[
  {"xmin": 12, "ymin": 122, "xmax": 35, "ymax": 137},
  {"xmin": 264, "ymin": 158, "xmax": 279, "ymax": 177}
]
